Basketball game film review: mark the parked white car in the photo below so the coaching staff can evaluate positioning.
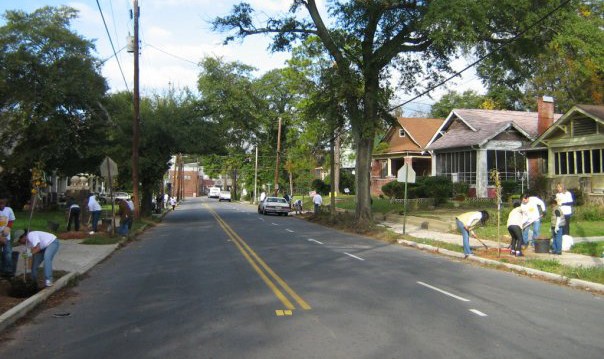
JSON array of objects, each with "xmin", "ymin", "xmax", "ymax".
[
  {"xmin": 258, "ymin": 196, "xmax": 290, "ymax": 216},
  {"xmin": 208, "ymin": 187, "xmax": 221, "ymax": 198},
  {"xmin": 99, "ymin": 191, "xmax": 130, "ymax": 204},
  {"xmin": 219, "ymin": 191, "xmax": 232, "ymax": 202}
]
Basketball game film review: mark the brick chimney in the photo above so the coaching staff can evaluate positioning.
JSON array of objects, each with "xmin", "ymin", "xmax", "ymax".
[{"xmin": 537, "ymin": 96, "xmax": 554, "ymax": 135}]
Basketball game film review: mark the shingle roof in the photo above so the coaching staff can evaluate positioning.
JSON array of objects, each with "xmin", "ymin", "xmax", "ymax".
[
  {"xmin": 427, "ymin": 109, "xmax": 562, "ymax": 150},
  {"xmin": 384, "ymin": 117, "xmax": 445, "ymax": 153},
  {"xmin": 576, "ymin": 104, "xmax": 604, "ymax": 120}
]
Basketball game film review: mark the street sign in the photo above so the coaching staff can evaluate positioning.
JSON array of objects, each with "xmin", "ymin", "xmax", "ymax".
[
  {"xmin": 397, "ymin": 164, "xmax": 416, "ymax": 183},
  {"xmin": 100, "ymin": 156, "xmax": 118, "ymax": 179}
]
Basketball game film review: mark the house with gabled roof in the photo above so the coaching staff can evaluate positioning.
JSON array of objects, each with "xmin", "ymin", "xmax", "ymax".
[
  {"xmin": 371, "ymin": 117, "xmax": 445, "ymax": 196},
  {"xmin": 531, "ymin": 104, "xmax": 604, "ymax": 205},
  {"xmin": 426, "ymin": 97, "xmax": 562, "ymax": 198}
]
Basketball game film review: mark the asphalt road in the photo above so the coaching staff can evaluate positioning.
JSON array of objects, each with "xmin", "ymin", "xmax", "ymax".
[{"xmin": 0, "ymin": 197, "xmax": 602, "ymax": 359}]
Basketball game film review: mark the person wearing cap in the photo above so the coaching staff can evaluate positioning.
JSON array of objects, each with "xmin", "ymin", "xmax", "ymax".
[
  {"xmin": 455, "ymin": 210, "xmax": 490, "ymax": 258},
  {"xmin": 0, "ymin": 198, "xmax": 16, "ymax": 278},
  {"xmin": 18, "ymin": 230, "xmax": 60, "ymax": 287}
]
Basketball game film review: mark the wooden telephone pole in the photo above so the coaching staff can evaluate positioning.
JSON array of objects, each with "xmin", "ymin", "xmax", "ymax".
[
  {"xmin": 131, "ymin": 0, "xmax": 141, "ymax": 218},
  {"xmin": 273, "ymin": 117, "xmax": 282, "ymax": 196}
]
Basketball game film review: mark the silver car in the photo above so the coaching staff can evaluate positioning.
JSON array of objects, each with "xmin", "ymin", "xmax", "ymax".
[{"xmin": 258, "ymin": 196, "xmax": 290, "ymax": 216}]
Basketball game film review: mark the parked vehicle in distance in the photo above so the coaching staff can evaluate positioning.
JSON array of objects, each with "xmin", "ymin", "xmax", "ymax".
[
  {"xmin": 218, "ymin": 191, "xmax": 232, "ymax": 202},
  {"xmin": 258, "ymin": 196, "xmax": 290, "ymax": 216},
  {"xmin": 99, "ymin": 191, "xmax": 130, "ymax": 204},
  {"xmin": 208, "ymin": 187, "xmax": 221, "ymax": 199}
]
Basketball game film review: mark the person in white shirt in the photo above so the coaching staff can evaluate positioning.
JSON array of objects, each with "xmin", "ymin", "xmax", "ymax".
[
  {"xmin": 555, "ymin": 183, "xmax": 573, "ymax": 235},
  {"xmin": 87, "ymin": 193, "xmax": 102, "ymax": 234},
  {"xmin": 507, "ymin": 201, "xmax": 528, "ymax": 257},
  {"xmin": 0, "ymin": 199, "xmax": 16, "ymax": 278},
  {"xmin": 18, "ymin": 230, "xmax": 60, "ymax": 287},
  {"xmin": 313, "ymin": 193, "xmax": 323, "ymax": 215},
  {"xmin": 521, "ymin": 193, "xmax": 546, "ymax": 246}
]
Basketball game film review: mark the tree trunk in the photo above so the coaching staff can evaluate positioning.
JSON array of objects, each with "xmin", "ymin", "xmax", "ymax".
[
  {"xmin": 330, "ymin": 133, "xmax": 336, "ymax": 218},
  {"xmin": 354, "ymin": 135, "xmax": 373, "ymax": 228},
  {"xmin": 334, "ymin": 131, "xmax": 341, "ymax": 195}
]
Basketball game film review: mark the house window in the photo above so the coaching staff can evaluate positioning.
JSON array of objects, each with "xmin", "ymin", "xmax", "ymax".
[
  {"xmin": 486, "ymin": 150, "xmax": 526, "ymax": 182},
  {"xmin": 398, "ymin": 129, "xmax": 406, "ymax": 137},
  {"xmin": 380, "ymin": 161, "xmax": 388, "ymax": 178},
  {"xmin": 554, "ymin": 148, "xmax": 604, "ymax": 175},
  {"xmin": 436, "ymin": 151, "xmax": 476, "ymax": 184}
]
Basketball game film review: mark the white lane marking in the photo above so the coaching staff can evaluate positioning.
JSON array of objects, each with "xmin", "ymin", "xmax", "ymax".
[
  {"xmin": 271, "ymin": 223, "xmax": 279, "ymax": 226},
  {"xmin": 286, "ymin": 229, "xmax": 294, "ymax": 233},
  {"xmin": 308, "ymin": 238, "xmax": 323, "ymax": 245},
  {"xmin": 416, "ymin": 281, "xmax": 470, "ymax": 302},
  {"xmin": 258, "ymin": 217, "xmax": 265, "ymax": 221},
  {"xmin": 344, "ymin": 252, "xmax": 365, "ymax": 261},
  {"xmin": 469, "ymin": 309, "xmax": 487, "ymax": 317}
]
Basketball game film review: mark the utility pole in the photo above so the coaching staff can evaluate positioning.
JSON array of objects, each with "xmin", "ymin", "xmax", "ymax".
[
  {"xmin": 131, "ymin": 0, "xmax": 141, "ymax": 219},
  {"xmin": 273, "ymin": 117, "xmax": 282, "ymax": 196},
  {"xmin": 254, "ymin": 146, "xmax": 258, "ymax": 204}
]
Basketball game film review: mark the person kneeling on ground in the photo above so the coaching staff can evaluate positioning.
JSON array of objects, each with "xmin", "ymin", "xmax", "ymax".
[
  {"xmin": 455, "ymin": 210, "xmax": 490, "ymax": 258},
  {"xmin": 294, "ymin": 199, "xmax": 303, "ymax": 214},
  {"xmin": 18, "ymin": 230, "xmax": 60, "ymax": 287}
]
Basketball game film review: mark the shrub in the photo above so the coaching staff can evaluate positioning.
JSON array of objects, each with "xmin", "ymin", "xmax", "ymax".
[
  {"xmin": 381, "ymin": 181, "xmax": 405, "ymax": 199},
  {"xmin": 501, "ymin": 180, "xmax": 519, "ymax": 201},
  {"xmin": 311, "ymin": 179, "xmax": 331, "ymax": 195},
  {"xmin": 452, "ymin": 182, "xmax": 469, "ymax": 198},
  {"xmin": 421, "ymin": 176, "xmax": 452, "ymax": 206}
]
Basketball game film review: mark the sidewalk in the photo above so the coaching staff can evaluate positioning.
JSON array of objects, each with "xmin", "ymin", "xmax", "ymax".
[
  {"xmin": 0, "ymin": 238, "xmax": 121, "ymax": 332},
  {"xmin": 380, "ymin": 214, "xmax": 604, "ymax": 268}
]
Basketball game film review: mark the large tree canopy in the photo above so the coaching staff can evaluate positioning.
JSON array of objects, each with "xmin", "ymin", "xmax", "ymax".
[
  {"xmin": 0, "ymin": 6, "xmax": 108, "ymax": 203},
  {"xmin": 213, "ymin": 0, "xmax": 571, "ymax": 228}
]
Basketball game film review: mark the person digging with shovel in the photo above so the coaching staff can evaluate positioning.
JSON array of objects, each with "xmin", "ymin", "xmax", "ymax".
[
  {"xmin": 18, "ymin": 229, "xmax": 60, "ymax": 288},
  {"xmin": 507, "ymin": 201, "xmax": 529, "ymax": 257},
  {"xmin": 455, "ymin": 210, "xmax": 490, "ymax": 258}
]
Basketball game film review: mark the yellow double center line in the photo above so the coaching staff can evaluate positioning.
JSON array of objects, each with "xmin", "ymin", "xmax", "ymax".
[{"xmin": 206, "ymin": 205, "xmax": 311, "ymax": 313}]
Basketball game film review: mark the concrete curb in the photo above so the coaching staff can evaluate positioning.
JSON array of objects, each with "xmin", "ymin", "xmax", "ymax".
[
  {"xmin": 397, "ymin": 239, "xmax": 603, "ymax": 294},
  {"xmin": 0, "ymin": 272, "xmax": 78, "ymax": 332},
  {"xmin": 0, "ymin": 238, "xmax": 127, "ymax": 333}
]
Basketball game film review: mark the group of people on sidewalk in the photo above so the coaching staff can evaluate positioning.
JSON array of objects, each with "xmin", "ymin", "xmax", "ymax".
[
  {"xmin": 455, "ymin": 183, "xmax": 574, "ymax": 258},
  {"xmin": 0, "ymin": 190, "xmax": 144, "ymax": 289}
]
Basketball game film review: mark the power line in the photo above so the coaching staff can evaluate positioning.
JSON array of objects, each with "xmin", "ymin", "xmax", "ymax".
[
  {"xmin": 96, "ymin": 0, "xmax": 130, "ymax": 91},
  {"xmin": 143, "ymin": 42, "xmax": 199, "ymax": 65},
  {"xmin": 389, "ymin": 0, "xmax": 572, "ymax": 112}
]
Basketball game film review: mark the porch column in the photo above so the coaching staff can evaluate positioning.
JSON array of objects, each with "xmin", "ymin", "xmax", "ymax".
[
  {"xmin": 431, "ymin": 152, "xmax": 437, "ymax": 176},
  {"xmin": 476, "ymin": 149, "xmax": 488, "ymax": 198},
  {"xmin": 387, "ymin": 158, "xmax": 393, "ymax": 177}
]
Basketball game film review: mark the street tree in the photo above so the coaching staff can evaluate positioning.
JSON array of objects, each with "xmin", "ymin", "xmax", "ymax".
[
  {"xmin": 430, "ymin": 90, "xmax": 501, "ymax": 118},
  {"xmin": 476, "ymin": 0, "xmax": 602, "ymax": 111},
  {"xmin": 212, "ymin": 1, "xmax": 569, "ymax": 228},
  {"xmin": 0, "ymin": 6, "xmax": 108, "ymax": 205}
]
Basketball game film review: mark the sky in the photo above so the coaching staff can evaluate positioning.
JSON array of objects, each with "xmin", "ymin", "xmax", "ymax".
[{"xmin": 0, "ymin": 0, "xmax": 485, "ymax": 115}]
